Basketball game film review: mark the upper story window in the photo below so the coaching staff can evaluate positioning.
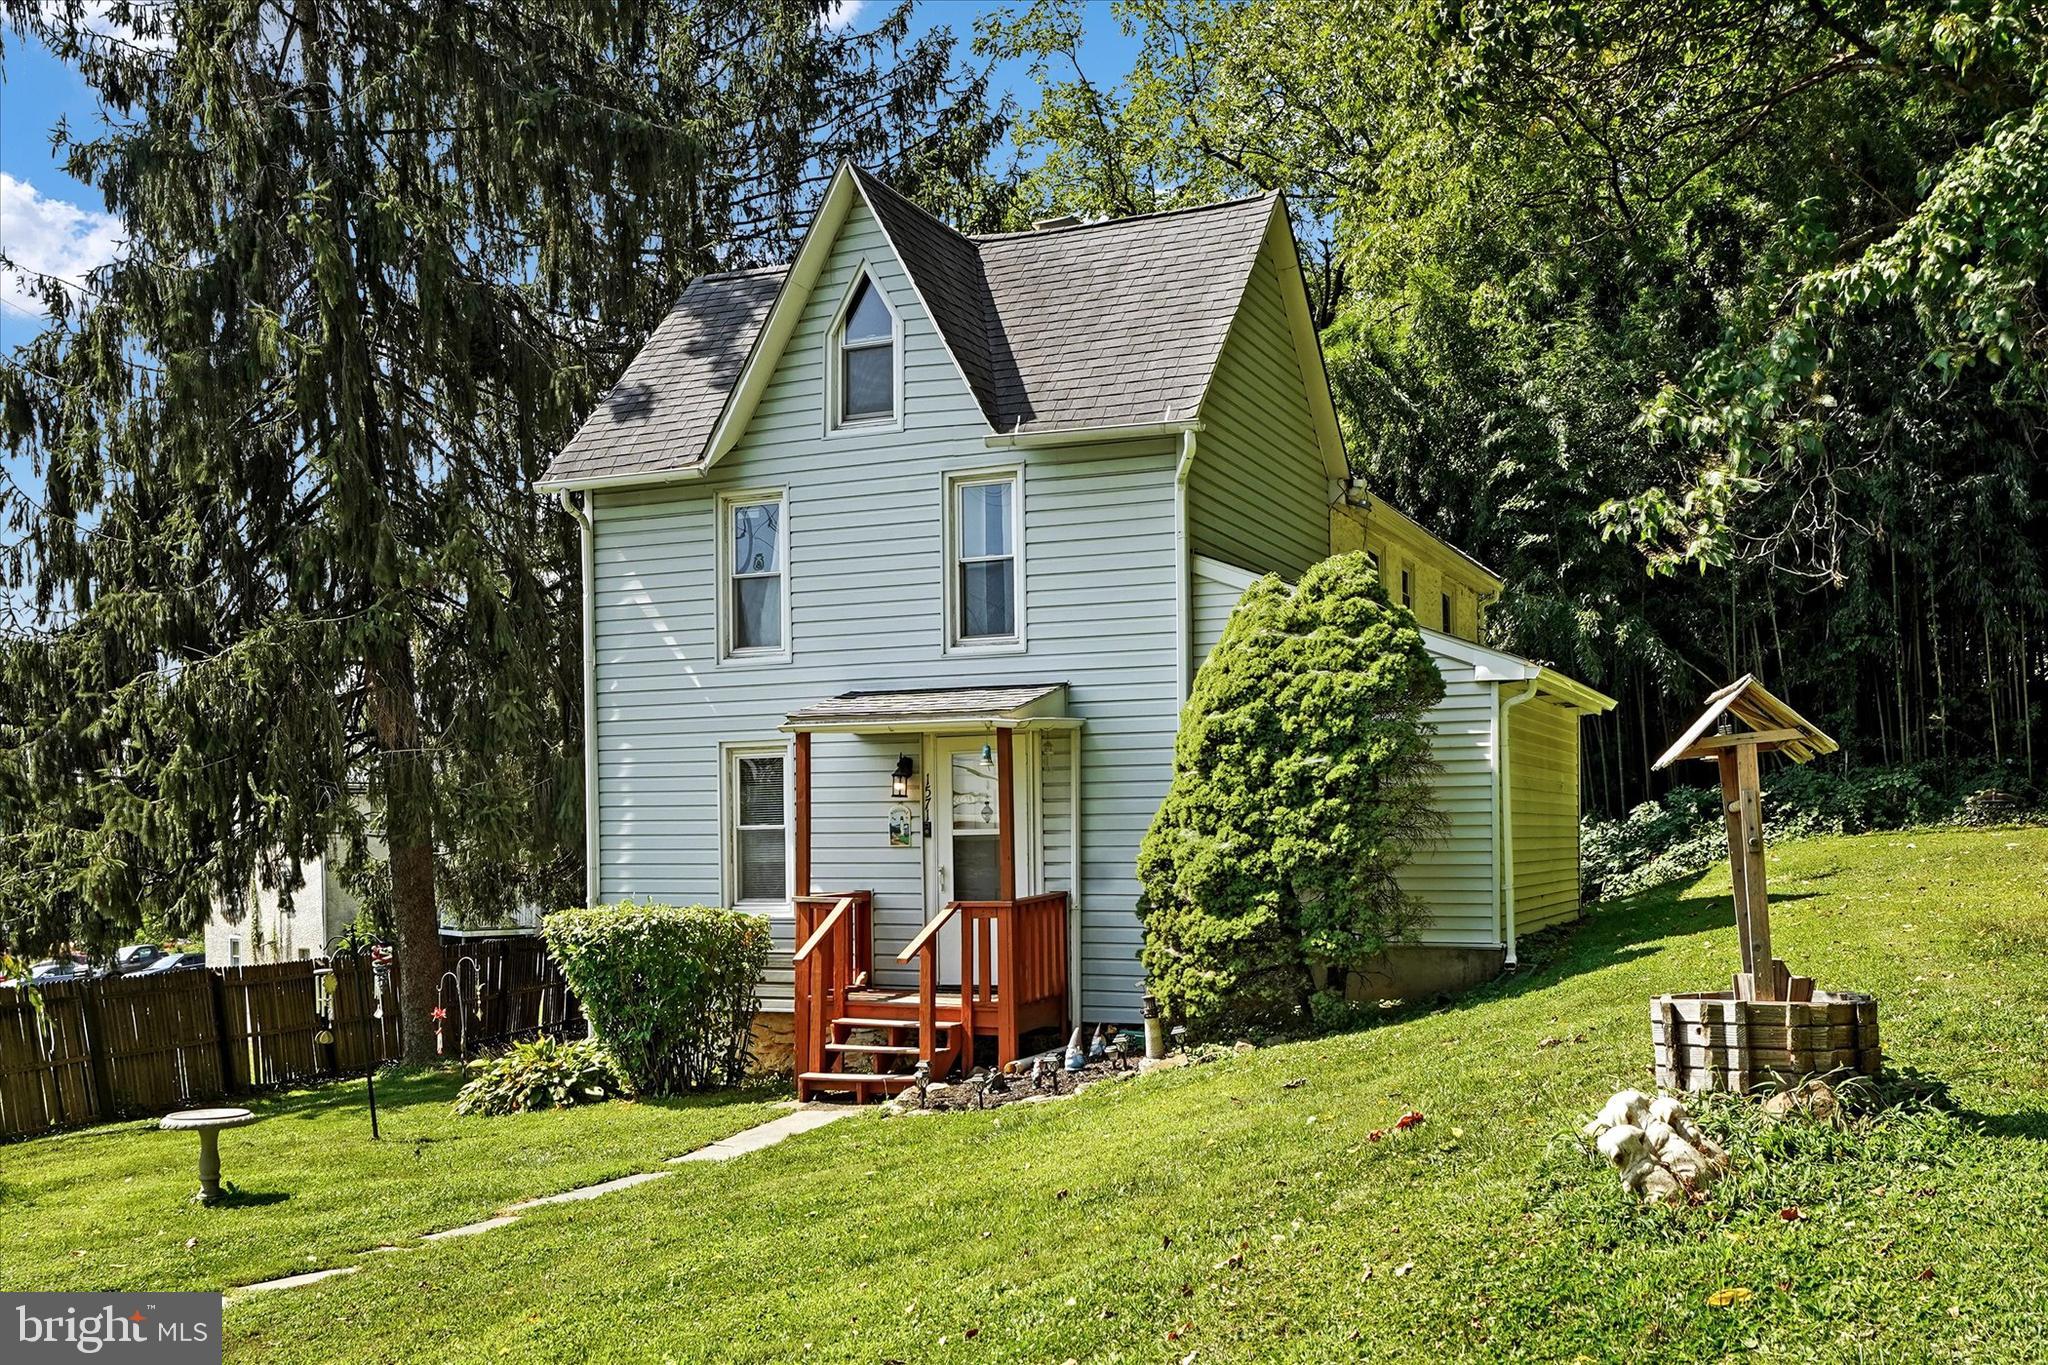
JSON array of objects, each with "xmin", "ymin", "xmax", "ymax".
[
  {"xmin": 949, "ymin": 470, "xmax": 1022, "ymax": 648},
  {"xmin": 836, "ymin": 274, "xmax": 895, "ymax": 424},
  {"xmin": 1399, "ymin": 567, "xmax": 1414, "ymax": 610},
  {"xmin": 723, "ymin": 491, "xmax": 786, "ymax": 659}
]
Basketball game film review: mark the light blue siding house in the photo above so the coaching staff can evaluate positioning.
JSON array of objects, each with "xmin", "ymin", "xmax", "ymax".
[{"xmin": 540, "ymin": 165, "xmax": 1612, "ymax": 1098}]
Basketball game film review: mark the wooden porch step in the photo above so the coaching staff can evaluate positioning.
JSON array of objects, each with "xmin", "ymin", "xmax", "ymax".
[
  {"xmin": 832, "ymin": 1015, "xmax": 954, "ymax": 1032},
  {"xmin": 798, "ymin": 1070, "xmax": 916, "ymax": 1093},
  {"xmin": 826, "ymin": 1041, "xmax": 923, "ymax": 1057}
]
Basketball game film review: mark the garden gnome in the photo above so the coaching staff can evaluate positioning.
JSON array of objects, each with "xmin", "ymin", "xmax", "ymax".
[
  {"xmin": 1028, "ymin": 1057, "xmax": 1046, "ymax": 1092},
  {"xmin": 1089, "ymin": 1023, "xmax": 1111, "ymax": 1061},
  {"xmin": 1065, "ymin": 1027, "xmax": 1087, "ymax": 1072},
  {"xmin": 911, "ymin": 1060, "xmax": 931, "ymax": 1109},
  {"xmin": 986, "ymin": 1064, "xmax": 1011, "ymax": 1097}
]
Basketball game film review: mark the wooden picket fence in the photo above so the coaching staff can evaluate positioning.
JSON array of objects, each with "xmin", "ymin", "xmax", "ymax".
[{"xmin": 0, "ymin": 937, "xmax": 581, "ymax": 1140}]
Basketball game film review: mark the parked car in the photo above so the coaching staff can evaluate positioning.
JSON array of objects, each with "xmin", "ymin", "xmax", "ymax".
[
  {"xmin": 27, "ymin": 957, "xmax": 94, "ymax": 983},
  {"xmin": 113, "ymin": 944, "xmax": 169, "ymax": 973},
  {"xmin": 132, "ymin": 951, "xmax": 207, "ymax": 975}
]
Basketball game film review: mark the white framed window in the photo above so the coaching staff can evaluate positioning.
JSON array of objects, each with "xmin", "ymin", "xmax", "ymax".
[
  {"xmin": 719, "ymin": 489, "xmax": 789, "ymax": 662},
  {"xmin": 827, "ymin": 269, "xmax": 900, "ymax": 430},
  {"xmin": 946, "ymin": 468, "xmax": 1024, "ymax": 650},
  {"xmin": 723, "ymin": 745, "xmax": 792, "ymax": 909}
]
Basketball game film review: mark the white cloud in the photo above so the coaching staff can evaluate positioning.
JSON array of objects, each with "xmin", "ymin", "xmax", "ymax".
[
  {"xmin": 821, "ymin": 0, "xmax": 869, "ymax": 32},
  {"xmin": 0, "ymin": 173, "xmax": 123, "ymax": 319}
]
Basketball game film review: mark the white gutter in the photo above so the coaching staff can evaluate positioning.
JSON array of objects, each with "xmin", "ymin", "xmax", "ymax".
[
  {"xmin": 985, "ymin": 418, "xmax": 1202, "ymax": 450},
  {"xmin": 1497, "ymin": 678, "xmax": 1541, "ymax": 966},
  {"xmin": 557, "ymin": 489, "xmax": 601, "ymax": 907},
  {"xmin": 537, "ymin": 463, "xmax": 708, "ymax": 496},
  {"xmin": 1174, "ymin": 429, "xmax": 1199, "ymax": 706}
]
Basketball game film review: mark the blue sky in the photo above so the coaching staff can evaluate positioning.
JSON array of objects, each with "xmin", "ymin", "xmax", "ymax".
[{"xmin": 0, "ymin": 0, "xmax": 1141, "ymax": 351}]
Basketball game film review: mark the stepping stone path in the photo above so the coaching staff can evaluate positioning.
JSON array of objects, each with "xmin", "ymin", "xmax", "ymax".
[{"xmin": 228, "ymin": 1103, "xmax": 852, "ymax": 1299}]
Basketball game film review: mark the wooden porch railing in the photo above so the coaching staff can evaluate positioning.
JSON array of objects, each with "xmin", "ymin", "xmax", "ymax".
[
  {"xmin": 897, "ymin": 891, "xmax": 1068, "ymax": 1068},
  {"xmin": 792, "ymin": 891, "xmax": 872, "ymax": 1077}
]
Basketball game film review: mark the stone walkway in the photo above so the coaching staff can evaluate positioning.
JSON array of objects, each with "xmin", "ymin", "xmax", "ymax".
[{"xmin": 231, "ymin": 1103, "xmax": 853, "ymax": 1298}]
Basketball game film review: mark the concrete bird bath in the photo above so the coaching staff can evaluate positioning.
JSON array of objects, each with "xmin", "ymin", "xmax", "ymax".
[{"xmin": 160, "ymin": 1107, "xmax": 260, "ymax": 1204}]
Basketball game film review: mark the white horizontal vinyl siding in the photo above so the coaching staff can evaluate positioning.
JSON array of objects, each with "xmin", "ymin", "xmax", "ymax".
[
  {"xmin": 1399, "ymin": 667, "xmax": 1502, "ymax": 947},
  {"xmin": 590, "ymin": 199, "xmax": 1177, "ymax": 1019}
]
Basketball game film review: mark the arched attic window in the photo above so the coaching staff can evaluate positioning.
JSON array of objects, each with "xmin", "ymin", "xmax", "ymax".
[{"xmin": 836, "ymin": 274, "xmax": 896, "ymax": 424}]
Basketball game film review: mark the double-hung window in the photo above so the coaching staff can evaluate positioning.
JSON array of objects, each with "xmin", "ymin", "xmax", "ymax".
[
  {"xmin": 950, "ymin": 472, "xmax": 1020, "ymax": 647},
  {"xmin": 837, "ymin": 275, "xmax": 895, "ymax": 424},
  {"xmin": 729, "ymin": 748, "xmax": 789, "ymax": 906},
  {"xmin": 723, "ymin": 492, "xmax": 785, "ymax": 658}
]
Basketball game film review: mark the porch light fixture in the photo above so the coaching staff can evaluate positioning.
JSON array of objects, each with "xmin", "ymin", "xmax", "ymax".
[
  {"xmin": 979, "ymin": 740, "xmax": 994, "ymax": 765},
  {"xmin": 892, "ymin": 753, "xmax": 915, "ymax": 799}
]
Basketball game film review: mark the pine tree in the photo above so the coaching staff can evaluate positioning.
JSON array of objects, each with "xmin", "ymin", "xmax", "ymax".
[{"xmin": 0, "ymin": 0, "xmax": 1000, "ymax": 1062}]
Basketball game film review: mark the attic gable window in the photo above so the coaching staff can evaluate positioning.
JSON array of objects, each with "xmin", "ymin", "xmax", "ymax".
[{"xmin": 836, "ymin": 274, "xmax": 895, "ymax": 424}]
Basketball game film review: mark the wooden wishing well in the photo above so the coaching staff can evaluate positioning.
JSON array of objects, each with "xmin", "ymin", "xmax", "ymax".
[{"xmin": 1646, "ymin": 676, "xmax": 1880, "ymax": 1093}]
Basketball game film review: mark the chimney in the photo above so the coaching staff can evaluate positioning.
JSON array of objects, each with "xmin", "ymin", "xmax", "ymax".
[{"xmin": 1031, "ymin": 213, "xmax": 1083, "ymax": 231}]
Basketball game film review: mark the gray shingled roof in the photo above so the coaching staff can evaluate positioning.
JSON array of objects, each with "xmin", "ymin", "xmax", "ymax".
[
  {"xmin": 548, "ymin": 265, "xmax": 785, "ymax": 487},
  {"xmin": 784, "ymin": 683, "xmax": 1068, "ymax": 731},
  {"xmin": 542, "ymin": 171, "xmax": 1279, "ymax": 488}
]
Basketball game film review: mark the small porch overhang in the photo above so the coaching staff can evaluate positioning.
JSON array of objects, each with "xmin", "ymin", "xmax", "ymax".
[{"xmin": 781, "ymin": 682, "xmax": 1073, "ymax": 734}]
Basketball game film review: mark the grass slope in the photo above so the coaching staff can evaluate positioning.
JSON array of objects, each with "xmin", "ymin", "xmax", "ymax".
[
  {"xmin": 1, "ymin": 1070, "xmax": 779, "ymax": 1293},
  {"xmin": 41, "ymin": 829, "xmax": 2048, "ymax": 1360}
]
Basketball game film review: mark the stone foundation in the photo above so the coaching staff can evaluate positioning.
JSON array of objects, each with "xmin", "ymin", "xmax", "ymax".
[
  {"xmin": 1342, "ymin": 944, "xmax": 1508, "ymax": 1001},
  {"xmin": 749, "ymin": 1011, "xmax": 797, "ymax": 1078}
]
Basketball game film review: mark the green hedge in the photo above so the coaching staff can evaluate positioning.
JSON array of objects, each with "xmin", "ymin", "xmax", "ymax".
[{"xmin": 541, "ymin": 903, "xmax": 769, "ymax": 1093}]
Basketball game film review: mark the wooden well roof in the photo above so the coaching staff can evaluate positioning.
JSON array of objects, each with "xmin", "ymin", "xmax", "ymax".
[{"xmin": 1652, "ymin": 674, "xmax": 1839, "ymax": 770}]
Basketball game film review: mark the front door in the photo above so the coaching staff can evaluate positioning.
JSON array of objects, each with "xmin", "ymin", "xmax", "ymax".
[{"xmin": 928, "ymin": 736, "xmax": 1005, "ymax": 986}]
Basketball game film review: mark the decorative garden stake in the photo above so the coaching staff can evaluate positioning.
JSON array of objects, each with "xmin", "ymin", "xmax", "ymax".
[
  {"xmin": 1647, "ymin": 677, "xmax": 1881, "ymax": 1092},
  {"xmin": 324, "ymin": 931, "xmax": 384, "ymax": 1139}
]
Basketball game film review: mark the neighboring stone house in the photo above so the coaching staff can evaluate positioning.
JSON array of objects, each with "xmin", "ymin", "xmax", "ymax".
[{"xmin": 539, "ymin": 164, "xmax": 1613, "ymax": 1096}]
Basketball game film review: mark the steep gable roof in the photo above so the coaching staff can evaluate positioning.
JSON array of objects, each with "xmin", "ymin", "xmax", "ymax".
[{"xmin": 540, "ymin": 165, "xmax": 1311, "ymax": 489}]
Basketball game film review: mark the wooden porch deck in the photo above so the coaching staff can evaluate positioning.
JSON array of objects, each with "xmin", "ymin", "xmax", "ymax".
[
  {"xmin": 790, "ymin": 891, "xmax": 1069, "ymax": 1102},
  {"xmin": 787, "ymin": 726, "xmax": 1070, "ymax": 1103}
]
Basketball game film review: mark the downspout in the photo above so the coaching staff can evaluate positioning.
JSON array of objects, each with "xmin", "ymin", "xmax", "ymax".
[
  {"xmin": 1174, "ymin": 429, "xmax": 1199, "ymax": 706},
  {"xmin": 1068, "ymin": 732, "xmax": 1084, "ymax": 1031},
  {"xmin": 557, "ymin": 489, "xmax": 600, "ymax": 908},
  {"xmin": 1498, "ymin": 678, "xmax": 1541, "ymax": 966}
]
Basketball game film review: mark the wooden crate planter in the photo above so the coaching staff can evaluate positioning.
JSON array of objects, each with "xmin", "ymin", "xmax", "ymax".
[{"xmin": 1651, "ymin": 990, "xmax": 1881, "ymax": 1093}]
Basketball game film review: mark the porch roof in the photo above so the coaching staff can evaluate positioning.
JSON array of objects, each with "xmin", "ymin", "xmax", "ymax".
[{"xmin": 782, "ymin": 682, "xmax": 1069, "ymax": 734}]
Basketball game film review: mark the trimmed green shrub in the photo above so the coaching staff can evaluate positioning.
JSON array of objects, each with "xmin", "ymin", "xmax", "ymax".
[
  {"xmin": 541, "ymin": 903, "xmax": 769, "ymax": 1093},
  {"xmin": 452, "ymin": 1036, "xmax": 629, "ymax": 1116},
  {"xmin": 1138, "ymin": 553, "xmax": 1446, "ymax": 1038}
]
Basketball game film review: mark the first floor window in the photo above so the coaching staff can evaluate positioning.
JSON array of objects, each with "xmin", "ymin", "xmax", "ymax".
[
  {"xmin": 732, "ymin": 750, "xmax": 788, "ymax": 904},
  {"xmin": 953, "ymin": 473, "xmax": 1019, "ymax": 643},
  {"xmin": 726, "ymin": 494, "xmax": 784, "ymax": 654}
]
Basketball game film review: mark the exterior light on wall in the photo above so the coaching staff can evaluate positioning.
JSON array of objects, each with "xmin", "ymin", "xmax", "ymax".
[
  {"xmin": 892, "ymin": 753, "xmax": 915, "ymax": 799},
  {"xmin": 979, "ymin": 740, "xmax": 994, "ymax": 765}
]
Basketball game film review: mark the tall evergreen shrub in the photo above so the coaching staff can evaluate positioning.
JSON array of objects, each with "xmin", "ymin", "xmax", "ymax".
[{"xmin": 1138, "ymin": 554, "xmax": 1445, "ymax": 1036}]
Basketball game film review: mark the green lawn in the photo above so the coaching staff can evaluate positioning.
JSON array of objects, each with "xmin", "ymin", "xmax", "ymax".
[
  {"xmin": 0, "ymin": 1068, "xmax": 780, "ymax": 1293},
  {"xmin": 18, "ymin": 828, "xmax": 2048, "ymax": 1361}
]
